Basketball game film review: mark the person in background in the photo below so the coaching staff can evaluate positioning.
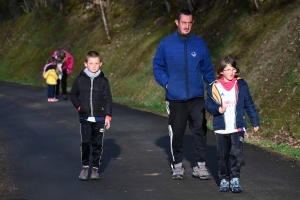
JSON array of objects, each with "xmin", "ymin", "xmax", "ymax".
[
  {"xmin": 153, "ymin": 8, "xmax": 215, "ymax": 180},
  {"xmin": 69, "ymin": 51, "xmax": 112, "ymax": 180},
  {"xmin": 43, "ymin": 57, "xmax": 59, "ymax": 102},
  {"xmin": 52, "ymin": 50, "xmax": 74, "ymax": 100},
  {"xmin": 205, "ymin": 56, "xmax": 260, "ymax": 193}
]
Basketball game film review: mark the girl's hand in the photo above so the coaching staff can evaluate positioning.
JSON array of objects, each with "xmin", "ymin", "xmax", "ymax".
[
  {"xmin": 219, "ymin": 105, "xmax": 226, "ymax": 114},
  {"xmin": 253, "ymin": 126, "xmax": 259, "ymax": 132}
]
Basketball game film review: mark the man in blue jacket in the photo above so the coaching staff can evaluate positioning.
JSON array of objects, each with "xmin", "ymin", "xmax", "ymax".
[{"xmin": 153, "ymin": 8, "xmax": 215, "ymax": 180}]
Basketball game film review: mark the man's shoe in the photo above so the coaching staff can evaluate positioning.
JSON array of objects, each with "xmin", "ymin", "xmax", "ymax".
[
  {"xmin": 90, "ymin": 167, "xmax": 100, "ymax": 180},
  {"xmin": 192, "ymin": 162, "xmax": 211, "ymax": 180},
  {"xmin": 79, "ymin": 166, "xmax": 89, "ymax": 180},
  {"xmin": 171, "ymin": 163, "xmax": 185, "ymax": 180},
  {"xmin": 230, "ymin": 178, "xmax": 242, "ymax": 193},
  {"xmin": 63, "ymin": 94, "xmax": 68, "ymax": 100},
  {"xmin": 219, "ymin": 179, "xmax": 230, "ymax": 192}
]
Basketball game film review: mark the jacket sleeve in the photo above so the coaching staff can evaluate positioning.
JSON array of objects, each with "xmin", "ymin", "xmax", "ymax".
[
  {"xmin": 205, "ymin": 84, "xmax": 222, "ymax": 116},
  {"xmin": 153, "ymin": 43, "xmax": 168, "ymax": 89},
  {"xmin": 102, "ymin": 78, "xmax": 113, "ymax": 117},
  {"xmin": 69, "ymin": 77, "xmax": 81, "ymax": 110},
  {"xmin": 205, "ymin": 92, "xmax": 222, "ymax": 116},
  {"xmin": 43, "ymin": 70, "xmax": 49, "ymax": 79},
  {"xmin": 200, "ymin": 41, "xmax": 216, "ymax": 85},
  {"xmin": 65, "ymin": 51, "xmax": 74, "ymax": 75},
  {"xmin": 243, "ymin": 82, "xmax": 260, "ymax": 127}
]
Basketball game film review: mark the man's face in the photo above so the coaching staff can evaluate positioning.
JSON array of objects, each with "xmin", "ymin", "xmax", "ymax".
[{"xmin": 175, "ymin": 14, "xmax": 194, "ymax": 35}]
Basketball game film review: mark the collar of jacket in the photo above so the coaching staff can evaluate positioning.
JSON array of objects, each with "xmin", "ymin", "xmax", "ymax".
[
  {"xmin": 175, "ymin": 31, "xmax": 191, "ymax": 42},
  {"xmin": 209, "ymin": 77, "xmax": 242, "ymax": 85}
]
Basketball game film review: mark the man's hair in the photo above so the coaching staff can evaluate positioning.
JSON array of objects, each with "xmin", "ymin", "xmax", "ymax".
[
  {"xmin": 175, "ymin": 8, "xmax": 192, "ymax": 21},
  {"xmin": 56, "ymin": 50, "xmax": 66, "ymax": 60},
  {"xmin": 85, "ymin": 51, "xmax": 101, "ymax": 62}
]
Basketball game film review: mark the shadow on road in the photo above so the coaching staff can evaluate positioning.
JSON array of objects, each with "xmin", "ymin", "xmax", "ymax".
[
  {"xmin": 98, "ymin": 138, "xmax": 121, "ymax": 174},
  {"xmin": 155, "ymin": 132, "xmax": 247, "ymax": 185}
]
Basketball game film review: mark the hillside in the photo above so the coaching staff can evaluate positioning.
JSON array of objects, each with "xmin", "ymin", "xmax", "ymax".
[{"xmin": 0, "ymin": 1, "xmax": 299, "ymax": 157}]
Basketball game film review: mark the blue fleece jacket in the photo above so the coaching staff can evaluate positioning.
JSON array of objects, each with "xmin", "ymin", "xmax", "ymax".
[
  {"xmin": 205, "ymin": 79, "xmax": 260, "ymax": 130},
  {"xmin": 153, "ymin": 31, "xmax": 215, "ymax": 101}
]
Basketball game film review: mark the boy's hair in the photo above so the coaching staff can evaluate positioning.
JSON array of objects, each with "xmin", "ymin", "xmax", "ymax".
[
  {"xmin": 56, "ymin": 50, "xmax": 66, "ymax": 60},
  {"xmin": 46, "ymin": 56, "xmax": 56, "ymax": 64},
  {"xmin": 175, "ymin": 8, "xmax": 192, "ymax": 21},
  {"xmin": 85, "ymin": 51, "xmax": 101, "ymax": 62},
  {"xmin": 216, "ymin": 56, "xmax": 240, "ymax": 79}
]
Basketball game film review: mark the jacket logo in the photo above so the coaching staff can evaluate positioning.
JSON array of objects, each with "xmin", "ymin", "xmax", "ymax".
[
  {"xmin": 191, "ymin": 52, "xmax": 197, "ymax": 57},
  {"xmin": 221, "ymin": 93, "xmax": 225, "ymax": 96}
]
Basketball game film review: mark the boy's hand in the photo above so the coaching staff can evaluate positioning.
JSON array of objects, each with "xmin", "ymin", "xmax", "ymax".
[{"xmin": 105, "ymin": 116, "xmax": 112, "ymax": 129}]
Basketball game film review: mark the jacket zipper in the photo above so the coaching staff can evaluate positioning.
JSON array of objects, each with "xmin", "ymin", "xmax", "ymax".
[
  {"xmin": 90, "ymin": 78, "xmax": 94, "ymax": 117},
  {"xmin": 184, "ymin": 39, "xmax": 189, "ymax": 99}
]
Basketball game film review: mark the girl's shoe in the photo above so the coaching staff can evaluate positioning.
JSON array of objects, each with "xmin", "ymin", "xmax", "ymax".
[
  {"xmin": 230, "ymin": 178, "xmax": 242, "ymax": 193},
  {"xmin": 219, "ymin": 179, "xmax": 229, "ymax": 192},
  {"xmin": 48, "ymin": 98, "xmax": 59, "ymax": 102}
]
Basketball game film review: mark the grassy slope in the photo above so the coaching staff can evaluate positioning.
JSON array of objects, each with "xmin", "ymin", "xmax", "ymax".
[{"xmin": 0, "ymin": 1, "xmax": 299, "ymax": 158}]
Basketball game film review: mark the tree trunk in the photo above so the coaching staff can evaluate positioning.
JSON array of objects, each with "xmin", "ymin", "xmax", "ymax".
[{"xmin": 99, "ymin": 0, "xmax": 111, "ymax": 43}]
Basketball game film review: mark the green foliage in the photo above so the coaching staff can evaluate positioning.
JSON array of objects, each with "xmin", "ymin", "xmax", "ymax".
[{"xmin": 246, "ymin": 138, "xmax": 300, "ymax": 160}]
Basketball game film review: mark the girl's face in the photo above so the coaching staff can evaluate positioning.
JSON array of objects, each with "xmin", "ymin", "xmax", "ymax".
[
  {"xmin": 221, "ymin": 64, "xmax": 237, "ymax": 82},
  {"xmin": 84, "ymin": 57, "xmax": 102, "ymax": 74}
]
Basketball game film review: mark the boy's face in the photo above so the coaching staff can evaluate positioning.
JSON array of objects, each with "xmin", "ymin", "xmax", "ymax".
[
  {"xmin": 221, "ymin": 64, "xmax": 237, "ymax": 82},
  {"xmin": 84, "ymin": 57, "xmax": 102, "ymax": 73}
]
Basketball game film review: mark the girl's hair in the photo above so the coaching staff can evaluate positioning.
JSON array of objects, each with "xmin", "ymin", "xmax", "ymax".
[
  {"xmin": 216, "ymin": 56, "xmax": 240, "ymax": 79},
  {"xmin": 46, "ymin": 56, "xmax": 56, "ymax": 64},
  {"xmin": 85, "ymin": 51, "xmax": 101, "ymax": 62}
]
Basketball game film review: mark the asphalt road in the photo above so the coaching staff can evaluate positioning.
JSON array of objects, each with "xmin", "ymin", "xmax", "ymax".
[{"xmin": 0, "ymin": 81, "xmax": 299, "ymax": 200}]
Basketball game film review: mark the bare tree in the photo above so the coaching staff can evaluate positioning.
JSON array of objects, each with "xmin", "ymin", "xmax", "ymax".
[
  {"xmin": 99, "ymin": 0, "xmax": 111, "ymax": 43},
  {"xmin": 164, "ymin": 0, "xmax": 171, "ymax": 13}
]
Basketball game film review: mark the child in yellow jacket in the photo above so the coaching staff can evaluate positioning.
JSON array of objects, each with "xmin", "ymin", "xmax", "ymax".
[{"xmin": 43, "ymin": 57, "xmax": 59, "ymax": 102}]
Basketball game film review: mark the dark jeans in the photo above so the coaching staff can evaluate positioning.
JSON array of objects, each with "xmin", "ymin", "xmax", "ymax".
[
  {"xmin": 56, "ymin": 69, "xmax": 68, "ymax": 96},
  {"xmin": 166, "ymin": 98, "xmax": 207, "ymax": 165},
  {"xmin": 80, "ymin": 120, "xmax": 105, "ymax": 168},
  {"xmin": 47, "ymin": 84, "xmax": 55, "ymax": 98},
  {"xmin": 216, "ymin": 132, "xmax": 244, "ymax": 180}
]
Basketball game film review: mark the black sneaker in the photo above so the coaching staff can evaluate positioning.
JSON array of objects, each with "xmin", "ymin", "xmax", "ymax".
[
  {"xmin": 63, "ymin": 94, "xmax": 68, "ymax": 100},
  {"xmin": 171, "ymin": 163, "xmax": 185, "ymax": 180}
]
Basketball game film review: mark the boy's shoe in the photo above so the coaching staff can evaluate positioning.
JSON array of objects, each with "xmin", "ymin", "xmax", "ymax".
[
  {"xmin": 192, "ymin": 162, "xmax": 211, "ymax": 180},
  {"xmin": 230, "ymin": 178, "xmax": 242, "ymax": 193},
  {"xmin": 79, "ymin": 166, "xmax": 89, "ymax": 180},
  {"xmin": 171, "ymin": 163, "xmax": 185, "ymax": 180},
  {"xmin": 219, "ymin": 179, "xmax": 230, "ymax": 192},
  {"xmin": 90, "ymin": 167, "xmax": 100, "ymax": 180},
  {"xmin": 48, "ymin": 98, "xmax": 59, "ymax": 102}
]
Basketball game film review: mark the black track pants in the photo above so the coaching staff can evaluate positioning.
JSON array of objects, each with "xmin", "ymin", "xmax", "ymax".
[
  {"xmin": 80, "ymin": 120, "xmax": 105, "ymax": 168},
  {"xmin": 166, "ymin": 98, "xmax": 207, "ymax": 165},
  {"xmin": 216, "ymin": 132, "xmax": 244, "ymax": 180},
  {"xmin": 56, "ymin": 70, "xmax": 68, "ymax": 96}
]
